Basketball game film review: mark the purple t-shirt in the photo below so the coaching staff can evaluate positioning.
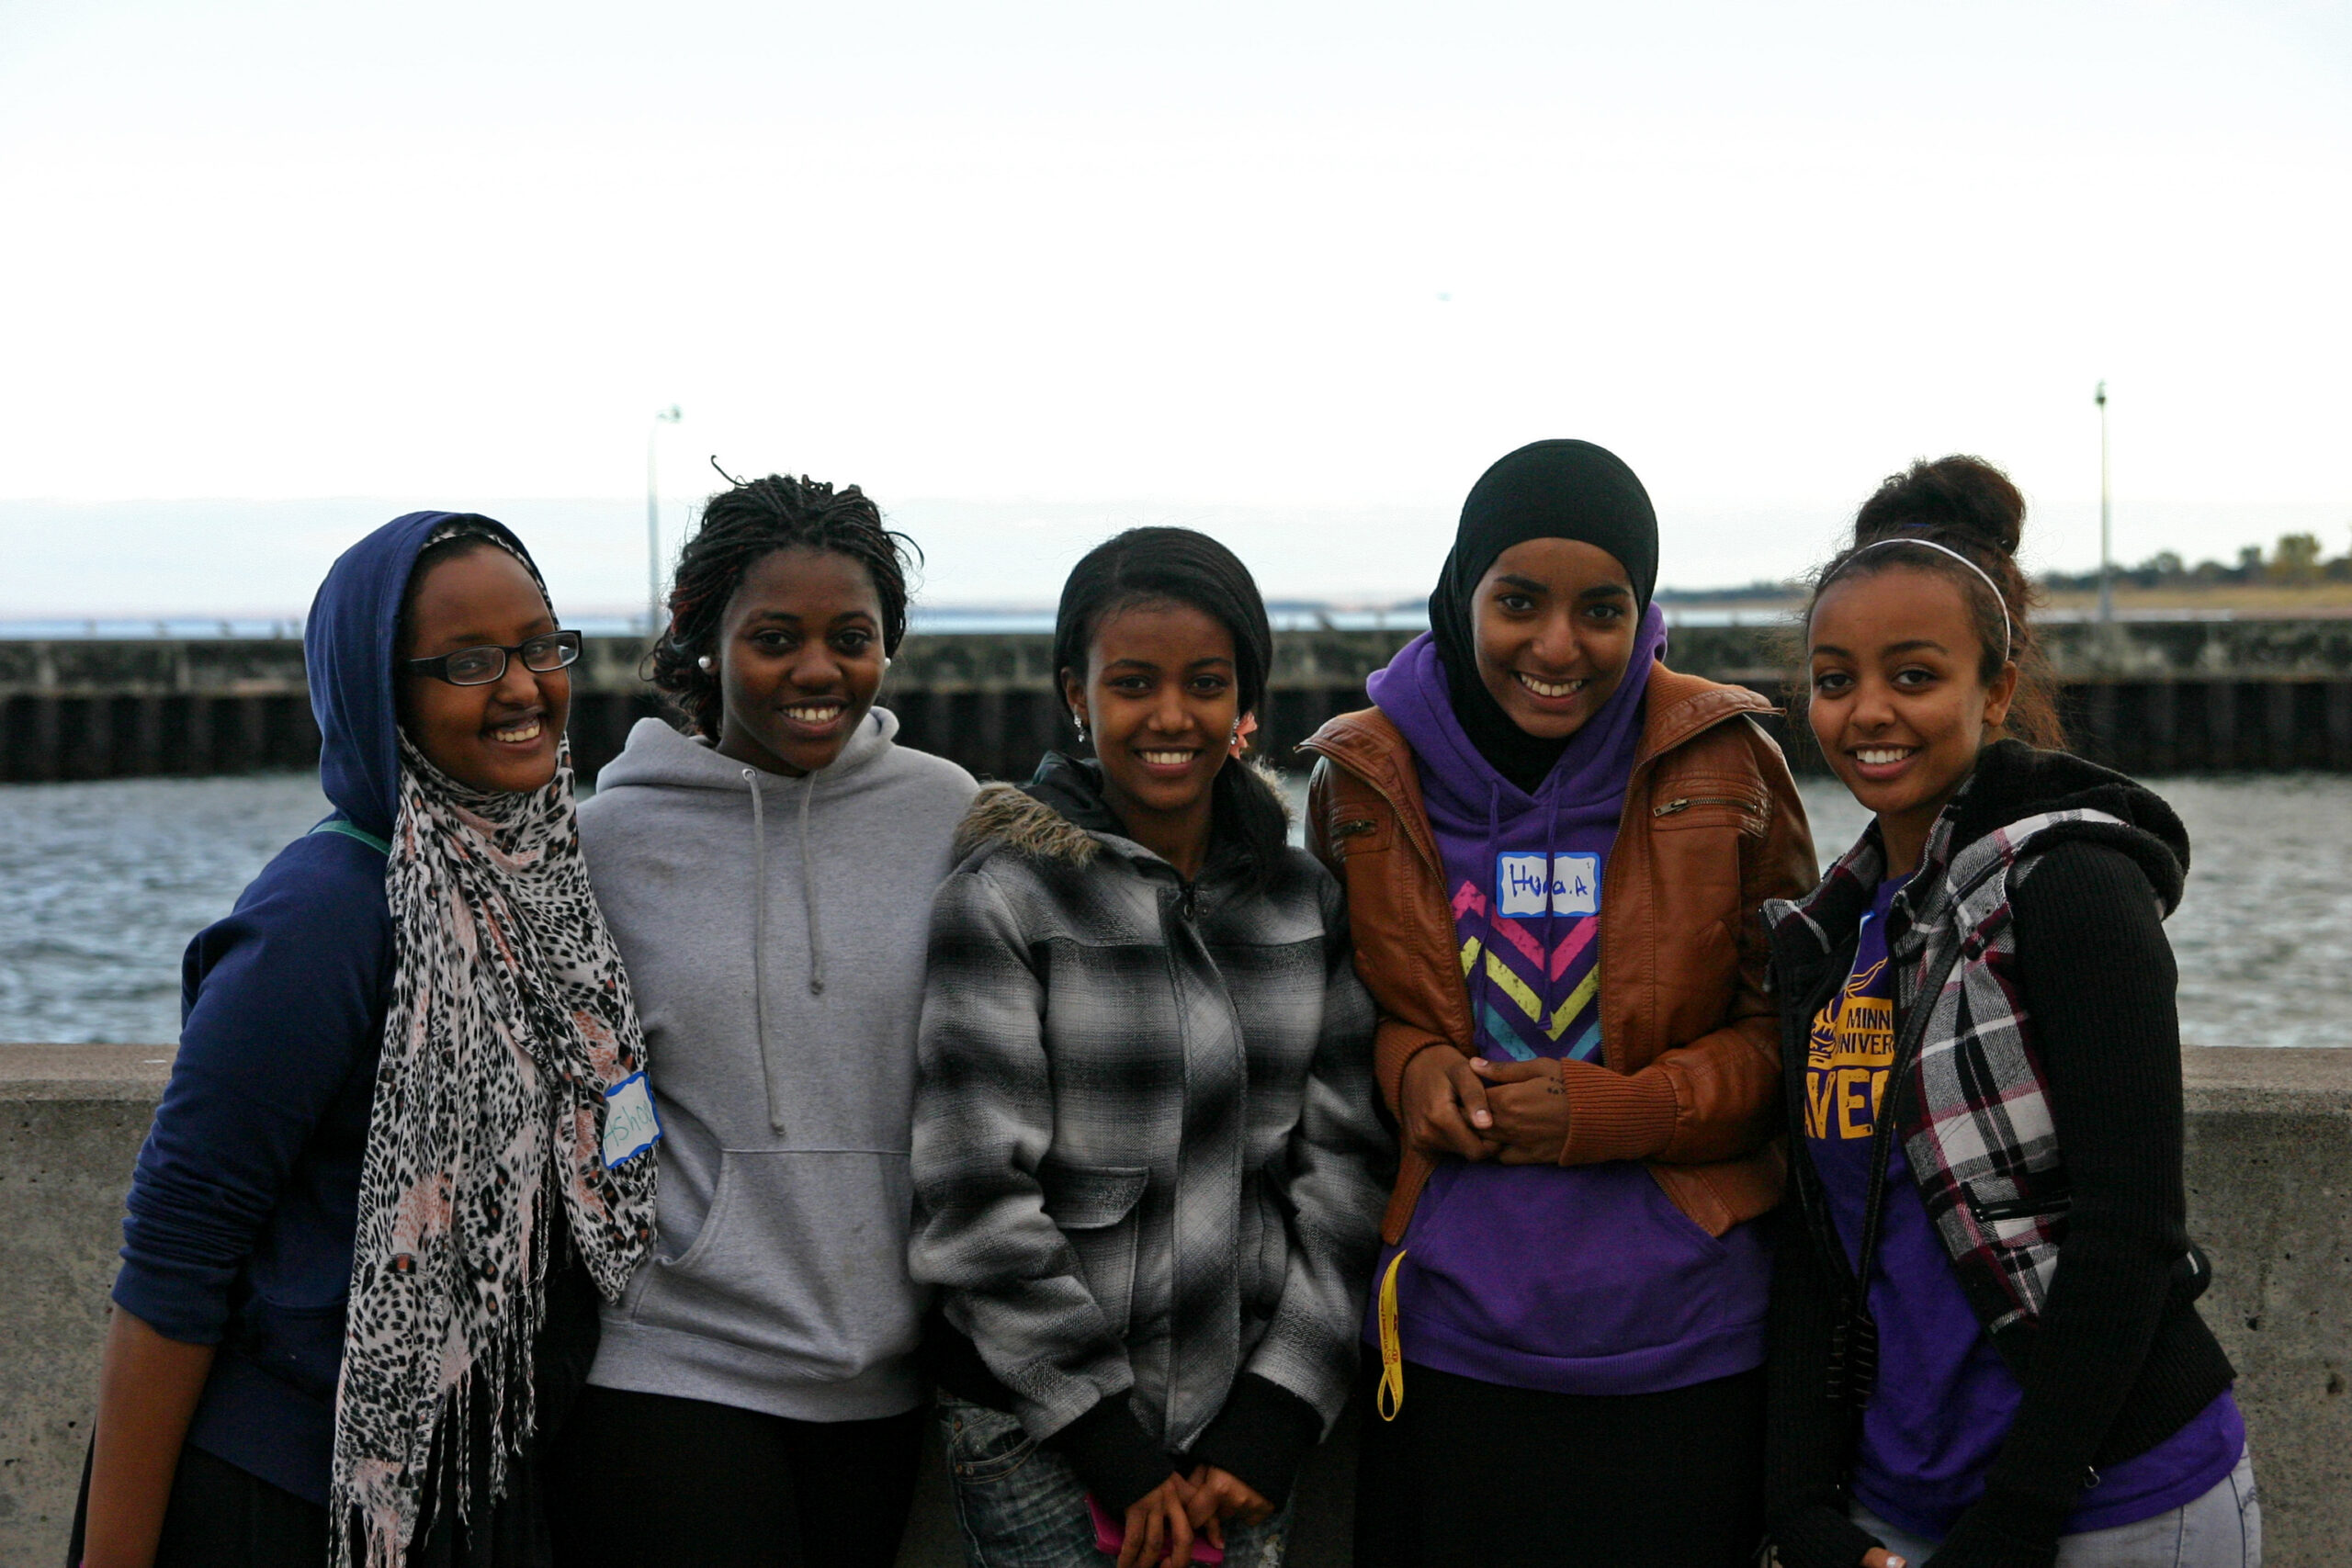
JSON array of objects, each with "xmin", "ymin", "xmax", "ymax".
[{"xmin": 1807, "ymin": 874, "xmax": 2244, "ymax": 1539}]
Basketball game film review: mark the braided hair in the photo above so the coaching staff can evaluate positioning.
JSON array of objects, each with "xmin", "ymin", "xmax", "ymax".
[
  {"xmin": 651, "ymin": 472, "xmax": 917, "ymax": 740},
  {"xmin": 1805, "ymin": 454, "xmax": 2064, "ymax": 749}
]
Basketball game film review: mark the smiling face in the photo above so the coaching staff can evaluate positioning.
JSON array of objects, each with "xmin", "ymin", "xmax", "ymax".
[
  {"xmin": 398, "ymin": 544, "xmax": 570, "ymax": 794},
  {"xmin": 1061, "ymin": 597, "xmax": 1239, "ymax": 875},
  {"xmin": 712, "ymin": 545, "xmax": 888, "ymax": 777},
  {"xmin": 1808, "ymin": 564, "xmax": 2019, "ymax": 873},
  {"xmin": 1470, "ymin": 537, "xmax": 1640, "ymax": 739}
]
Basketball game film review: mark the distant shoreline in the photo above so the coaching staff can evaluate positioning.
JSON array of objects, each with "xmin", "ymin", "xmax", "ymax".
[{"xmin": 9, "ymin": 584, "xmax": 2352, "ymax": 641}]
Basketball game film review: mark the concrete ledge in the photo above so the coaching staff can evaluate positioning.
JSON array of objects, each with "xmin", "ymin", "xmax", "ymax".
[
  {"xmin": 0, "ymin": 1044, "xmax": 175, "ymax": 1102},
  {"xmin": 2177, "ymin": 1047, "xmax": 2352, "ymax": 1562},
  {"xmin": 3, "ymin": 1045, "xmax": 2346, "ymax": 1567}
]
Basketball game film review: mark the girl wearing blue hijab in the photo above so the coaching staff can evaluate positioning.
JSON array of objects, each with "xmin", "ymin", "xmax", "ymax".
[{"xmin": 75, "ymin": 514, "xmax": 658, "ymax": 1568}]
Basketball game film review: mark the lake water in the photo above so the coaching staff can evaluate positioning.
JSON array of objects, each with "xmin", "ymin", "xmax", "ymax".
[{"xmin": 2, "ymin": 772, "xmax": 2346, "ymax": 1049}]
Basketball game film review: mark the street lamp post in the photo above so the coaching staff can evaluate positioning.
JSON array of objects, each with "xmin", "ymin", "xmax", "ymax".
[
  {"xmin": 2095, "ymin": 381, "xmax": 2112, "ymax": 625},
  {"xmin": 648, "ymin": 405, "xmax": 683, "ymax": 639}
]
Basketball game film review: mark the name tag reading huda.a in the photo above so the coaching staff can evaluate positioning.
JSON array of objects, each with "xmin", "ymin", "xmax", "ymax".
[
  {"xmin": 602, "ymin": 1072, "xmax": 662, "ymax": 1168},
  {"xmin": 1495, "ymin": 852, "xmax": 1602, "ymax": 919}
]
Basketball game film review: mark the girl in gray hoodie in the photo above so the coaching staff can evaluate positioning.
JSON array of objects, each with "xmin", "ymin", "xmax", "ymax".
[{"xmin": 551, "ymin": 474, "xmax": 977, "ymax": 1568}]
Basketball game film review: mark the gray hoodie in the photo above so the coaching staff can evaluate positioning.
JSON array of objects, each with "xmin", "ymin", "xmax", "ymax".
[{"xmin": 577, "ymin": 709, "xmax": 978, "ymax": 1421}]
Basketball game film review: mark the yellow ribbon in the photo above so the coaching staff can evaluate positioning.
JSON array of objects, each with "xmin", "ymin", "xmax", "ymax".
[{"xmin": 1375, "ymin": 1248, "xmax": 1409, "ymax": 1421}]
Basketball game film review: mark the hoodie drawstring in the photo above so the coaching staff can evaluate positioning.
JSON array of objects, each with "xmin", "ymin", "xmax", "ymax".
[
  {"xmin": 797, "ymin": 771, "xmax": 826, "ymax": 998},
  {"xmin": 1477, "ymin": 780, "xmax": 1501, "ymax": 1054},
  {"xmin": 1541, "ymin": 785, "xmax": 1564, "ymax": 1035},
  {"xmin": 744, "ymin": 765, "xmax": 830, "ymax": 1134},
  {"xmin": 742, "ymin": 768, "xmax": 786, "ymax": 1134}
]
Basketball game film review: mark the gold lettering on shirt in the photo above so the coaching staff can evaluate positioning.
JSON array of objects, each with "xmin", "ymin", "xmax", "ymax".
[{"xmin": 1806, "ymin": 958, "xmax": 1894, "ymax": 1141}]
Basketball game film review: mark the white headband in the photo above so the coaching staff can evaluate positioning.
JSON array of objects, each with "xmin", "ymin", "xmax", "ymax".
[{"xmin": 1832, "ymin": 536, "xmax": 2014, "ymax": 663}]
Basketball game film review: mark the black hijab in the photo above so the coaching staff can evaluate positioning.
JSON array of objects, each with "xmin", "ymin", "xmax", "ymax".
[{"xmin": 1427, "ymin": 439, "xmax": 1661, "ymax": 794}]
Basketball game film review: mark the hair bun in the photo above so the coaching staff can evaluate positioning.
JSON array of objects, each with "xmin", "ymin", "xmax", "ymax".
[{"xmin": 1852, "ymin": 454, "xmax": 2025, "ymax": 558}]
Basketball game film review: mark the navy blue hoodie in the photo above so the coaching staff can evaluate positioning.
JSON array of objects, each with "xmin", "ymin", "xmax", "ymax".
[{"xmin": 113, "ymin": 511, "xmax": 524, "ymax": 1505}]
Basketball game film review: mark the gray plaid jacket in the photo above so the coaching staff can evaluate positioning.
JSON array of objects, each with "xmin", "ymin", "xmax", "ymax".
[{"xmin": 908, "ymin": 783, "xmax": 1388, "ymax": 1453}]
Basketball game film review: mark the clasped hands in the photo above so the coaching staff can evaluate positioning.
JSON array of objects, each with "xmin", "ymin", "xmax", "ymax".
[
  {"xmin": 1117, "ymin": 1464, "xmax": 1273, "ymax": 1568},
  {"xmin": 1398, "ymin": 1046, "xmax": 1573, "ymax": 1165}
]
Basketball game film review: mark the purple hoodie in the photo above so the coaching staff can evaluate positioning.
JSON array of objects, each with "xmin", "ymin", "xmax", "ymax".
[{"xmin": 1359, "ymin": 612, "xmax": 1773, "ymax": 1395}]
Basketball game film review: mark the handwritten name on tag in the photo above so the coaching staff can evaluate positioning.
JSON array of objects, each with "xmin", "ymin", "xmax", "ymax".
[
  {"xmin": 1496, "ymin": 852, "xmax": 1602, "ymax": 918},
  {"xmin": 602, "ymin": 1071, "xmax": 662, "ymax": 1169}
]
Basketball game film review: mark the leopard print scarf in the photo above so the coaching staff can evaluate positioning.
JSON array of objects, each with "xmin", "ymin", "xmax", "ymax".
[{"xmin": 329, "ymin": 734, "xmax": 657, "ymax": 1568}]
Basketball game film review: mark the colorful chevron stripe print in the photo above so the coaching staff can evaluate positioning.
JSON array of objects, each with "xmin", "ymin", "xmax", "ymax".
[{"xmin": 1452, "ymin": 877, "xmax": 1605, "ymax": 1066}]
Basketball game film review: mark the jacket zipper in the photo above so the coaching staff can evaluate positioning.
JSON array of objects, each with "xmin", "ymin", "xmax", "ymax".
[
  {"xmin": 1966, "ymin": 1190, "xmax": 2074, "ymax": 1224},
  {"xmin": 1652, "ymin": 795, "xmax": 1761, "ymax": 818},
  {"xmin": 1296, "ymin": 751, "xmax": 1445, "ymax": 885}
]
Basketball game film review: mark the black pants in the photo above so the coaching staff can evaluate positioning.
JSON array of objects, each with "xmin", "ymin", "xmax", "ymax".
[
  {"xmin": 546, "ymin": 1386, "xmax": 924, "ymax": 1568},
  {"xmin": 65, "ymin": 1440, "xmax": 560, "ymax": 1568},
  {"xmin": 68, "ymin": 1257, "xmax": 598, "ymax": 1568},
  {"xmin": 69, "ymin": 1444, "xmax": 327, "ymax": 1568},
  {"xmin": 1352, "ymin": 1359, "xmax": 1767, "ymax": 1568}
]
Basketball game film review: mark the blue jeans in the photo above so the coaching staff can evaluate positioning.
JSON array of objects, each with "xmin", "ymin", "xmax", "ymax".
[
  {"xmin": 1853, "ymin": 1451, "xmax": 2261, "ymax": 1567},
  {"xmin": 936, "ymin": 1394, "xmax": 1293, "ymax": 1568}
]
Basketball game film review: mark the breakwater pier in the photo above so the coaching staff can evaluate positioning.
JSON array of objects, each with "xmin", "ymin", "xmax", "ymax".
[{"xmin": 6, "ymin": 615, "xmax": 2352, "ymax": 784}]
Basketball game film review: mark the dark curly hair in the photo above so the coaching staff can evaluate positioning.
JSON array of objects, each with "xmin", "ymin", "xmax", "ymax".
[
  {"xmin": 650, "ymin": 472, "xmax": 918, "ymax": 740},
  {"xmin": 1805, "ymin": 454, "xmax": 2064, "ymax": 749}
]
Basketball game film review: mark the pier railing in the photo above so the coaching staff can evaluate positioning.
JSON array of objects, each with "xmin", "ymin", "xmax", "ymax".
[
  {"xmin": 6, "ymin": 615, "xmax": 2352, "ymax": 782},
  {"xmin": 1, "ymin": 1044, "xmax": 2347, "ymax": 1567}
]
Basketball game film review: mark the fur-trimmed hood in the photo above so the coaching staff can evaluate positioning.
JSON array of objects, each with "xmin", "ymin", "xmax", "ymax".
[
  {"xmin": 953, "ymin": 750, "xmax": 1294, "ymax": 885},
  {"xmin": 953, "ymin": 780, "xmax": 1102, "ymax": 868}
]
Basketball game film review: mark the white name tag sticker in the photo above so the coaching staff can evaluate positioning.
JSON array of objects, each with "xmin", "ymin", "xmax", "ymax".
[
  {"xmin": 1497, "ymin": 852, "xmax": 1552, "ymax": 917},
  {"xmin": 602, "ymin": 1072, "xmax": 662, "ymax": 1168},
  {"xmin": 1496, "ymin": 852, "xmax": 1603, "ymax": 917},
  {"xmin": 1552, "ymin": 852, "xmax": 1600, "ymax": 916}
]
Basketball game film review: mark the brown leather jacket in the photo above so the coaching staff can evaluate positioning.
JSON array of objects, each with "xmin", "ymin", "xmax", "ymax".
[{"xmin": 1300, "ymin": 663, "xmax": 1817, "ymax": 1247}]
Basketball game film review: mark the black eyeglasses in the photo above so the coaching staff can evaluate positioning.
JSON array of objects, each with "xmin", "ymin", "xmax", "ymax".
[{"xmin": 405, "ymin": 629, "xmax": 582, "ymax": 687}]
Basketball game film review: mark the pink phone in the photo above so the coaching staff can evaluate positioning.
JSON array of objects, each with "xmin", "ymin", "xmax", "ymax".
[{"xmin": 1086, "ymin": 1494, "xmax": 1226, "ymax": 1563}]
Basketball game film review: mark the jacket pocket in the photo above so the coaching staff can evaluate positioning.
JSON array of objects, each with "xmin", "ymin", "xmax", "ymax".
[
  {"xmin": 1040, "ymin": 1160, "xmax": 1148, "ymax": 1340},
  {"xmin": 236, "ymin": 1296, "xmax": 348, "ymax": 1405},
  {"xmin": 1649, "ymin": 791, "xmax": 1770, "ymax": 835},
  {"xmin": 1243, "ymin": 1168, "xmax": 1291, "ymax": 1320},
  {"xmin": 1964, "ymin": 1184, "xmax": 2073, "ymax": 1225},
  {"xmin": 1323, "ymin": 796, "xmax": 1395, "ymax": 858},
  {"xmin": 1962, "ymin": 1179, "xmax": 2075, "ymax": 1269}
]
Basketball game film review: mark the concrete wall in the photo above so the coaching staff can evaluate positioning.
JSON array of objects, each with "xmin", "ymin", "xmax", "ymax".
[
  {"xmin": 0, "ymin": 1047, "xmax": 180, "ymax": 1566},
  {"xmin": 4, "ymin": 1045, "xmax": 2345, "ymax": 1567}
]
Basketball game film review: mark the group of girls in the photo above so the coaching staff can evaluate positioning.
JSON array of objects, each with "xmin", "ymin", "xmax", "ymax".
[{"xmin": 74, "ymin": 439, "xmax": 2257, "ymax": 1568}]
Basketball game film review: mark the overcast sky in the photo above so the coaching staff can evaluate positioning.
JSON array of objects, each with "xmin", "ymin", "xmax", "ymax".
[{"xmin": 3, "ymin": 0, "xmax": 2346, "ymax": 614}]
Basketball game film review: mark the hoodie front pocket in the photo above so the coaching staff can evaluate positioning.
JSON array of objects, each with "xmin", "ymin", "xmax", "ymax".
[
  {"xmin": 628, "ymin": 1148, "xmax": 924, "ymax": 1377},
  {"xmin": 1041, "ymin": 1161, "xmax": 1148, "ymax": 1341}
]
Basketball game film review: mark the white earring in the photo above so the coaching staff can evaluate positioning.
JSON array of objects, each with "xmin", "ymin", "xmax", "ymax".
[
  {"xmin": 1071, "ymin": 712, "xmax": 1088, "ymax": 745},
  {"xmin": 697, "ymin": 655, "xmax": 714, "ymax": 671}
]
